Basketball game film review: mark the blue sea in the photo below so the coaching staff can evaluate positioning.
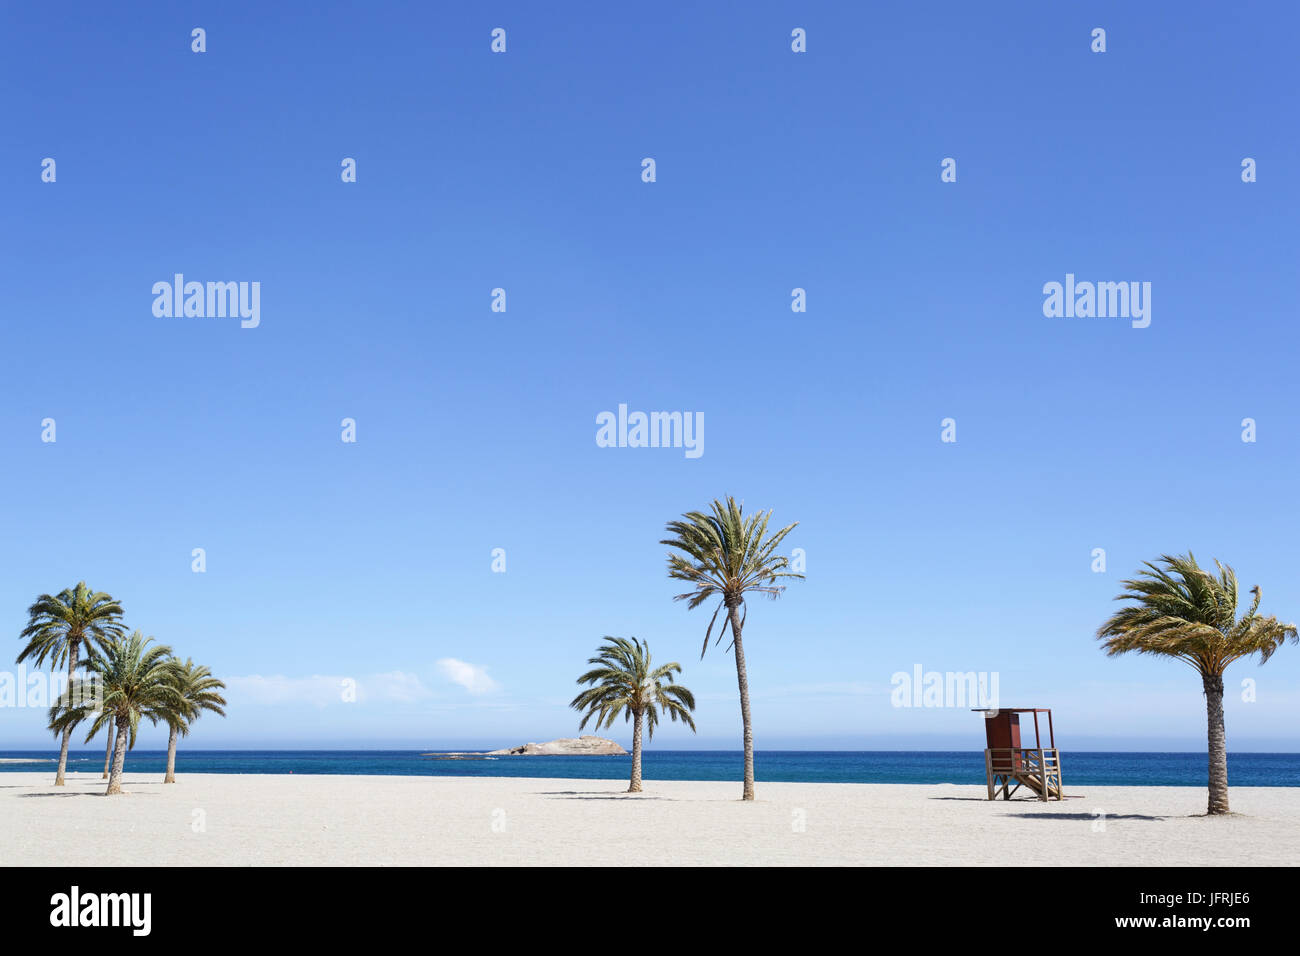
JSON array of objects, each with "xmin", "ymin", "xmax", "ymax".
[{"xmin": 2, "ymin": 750, "xmax": 1298, "ymax": 786}]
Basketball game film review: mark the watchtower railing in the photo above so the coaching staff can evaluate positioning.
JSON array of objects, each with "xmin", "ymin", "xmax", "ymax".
[
  {"xmin": 984, "ymin": 747, "xmax": 1062, "ymax": 800},
  {"xmin": 988, "ymin": 747, "xmax": 1059, "ymax": 773}
]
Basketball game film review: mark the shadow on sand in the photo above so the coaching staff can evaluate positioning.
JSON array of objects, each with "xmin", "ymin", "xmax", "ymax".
[
  {"xmin": 928, "ymin": 795, "xmax": 1086, "ymax": 803},
  {"xmin": 539, "ymin": 790, "xmax": 674, "ymax": 801},
  {"xmin": 1006, "ymin": 811, "xmax": 1168, "ymax": 821}
]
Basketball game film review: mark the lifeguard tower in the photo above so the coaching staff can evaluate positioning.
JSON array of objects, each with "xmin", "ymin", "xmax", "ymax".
[{"xmin": 973, "ymin": 707, "xmax": 1062, "ymax": 801}]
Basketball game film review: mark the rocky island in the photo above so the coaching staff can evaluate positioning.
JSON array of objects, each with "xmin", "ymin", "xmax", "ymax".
[
  {"xmin": 487, "ymin": 736, "xmax": 627, "ymax": 756},
  {"xmin": 420, "ymin": 736, "xmax": 627, "ymax": 759}
]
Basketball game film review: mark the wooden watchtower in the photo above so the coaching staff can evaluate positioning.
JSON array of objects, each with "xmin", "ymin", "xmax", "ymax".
[{"xmin": 973, "ymin": 707, "xmax": 1062, "ymax": 801}]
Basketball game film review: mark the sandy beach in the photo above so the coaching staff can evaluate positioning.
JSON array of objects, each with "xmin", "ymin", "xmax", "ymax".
[{"xmin": 2, "ymin": 772, "xmax": 1296, "ymax": 866}]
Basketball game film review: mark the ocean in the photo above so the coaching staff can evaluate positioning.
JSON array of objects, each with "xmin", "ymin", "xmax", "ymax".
[{"xmin": 2, "ymin": 750, "xmax": 1298, "ymax": 786}]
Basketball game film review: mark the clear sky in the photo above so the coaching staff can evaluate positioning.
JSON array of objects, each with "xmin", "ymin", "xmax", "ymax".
[{"xmin": 3, "ymin": 2, "xmax": 1298, "ymax": 751}]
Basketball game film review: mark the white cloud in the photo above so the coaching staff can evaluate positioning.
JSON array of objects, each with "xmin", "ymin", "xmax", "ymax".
[
  {"xmin": 226, "ymin": 671, "xmax": 431, "ymax": 707},
  {"xmin": 436, "ymin": 658, "xmax": 500, "ymax": 695}
]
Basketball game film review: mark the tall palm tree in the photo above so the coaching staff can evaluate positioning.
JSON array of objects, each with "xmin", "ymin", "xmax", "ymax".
[
  {"xmin": 55, "ymin": 631, "xmax": 181, "ymax": 795},
  {"xmin": 570, "ymin": 637, "xmax": 696, "ymax": 792},
  {"xmin": 662, "ymin": 496, "xmax": 801, "ymax": 801},
  {"xmin": 163, "ymin": 658, "xmax": 227, "ymax": 783},
  {"xmin": 17, "ymin": 583, "xmax": 126, "ymax": 785},
  {"xmin": 1098, "ymin": 553, "xmax": 1296, "ymax": 815}
]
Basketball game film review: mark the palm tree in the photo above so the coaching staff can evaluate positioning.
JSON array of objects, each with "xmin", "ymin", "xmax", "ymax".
[
  {"xmin": 163, "ymin": 658, "xmax": 227, "ymax": 783},
  {"xmin": 662, "ymin": 496, "xmax": 801, "ymax": 800},
  {"xmin": 1098, "ymin": 553, "xmax": 1296, "ymax": 815},
  {"xmin": 570, "ymin": 637, "xmax": 696, "ymax": 792},
  {"xmin": 55, "ymin": 631, "xmax": 181, "ymax": 795},
  {"xmin": 17, "ymin": 583, "xmax": 126, "ymax": 785}
]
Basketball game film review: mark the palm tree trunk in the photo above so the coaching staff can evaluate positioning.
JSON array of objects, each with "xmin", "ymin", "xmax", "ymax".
[
  {"xmin": 164, "ymin": 726, "xmax": 178, "ymax": 783},
  {"xmin": 727, "ymin": 604, "xmax": 755, "ymax": 801},
  {"xmin": 105, "ymin": 717, "xmax": 129, "ymax": 795},
  {"xmin": 629, "ymin": 710, "xmax": 644, "ymax": 792},
  {"xmin": 1203, "ymin": 671, "xmax": 1230, "ymax": 814},
  {"xmin": 54, "ymin": 641, "xmax": 78, "ymax": 786},
  {"xmin": 102, "ymin": 717, "xmax": 114, "ymax": 778}
]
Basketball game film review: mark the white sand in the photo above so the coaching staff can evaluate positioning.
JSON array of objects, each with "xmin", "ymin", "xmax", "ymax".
[{"xmin": 1, "ymin": 772, "xmax": 1295, "ymax": 866}]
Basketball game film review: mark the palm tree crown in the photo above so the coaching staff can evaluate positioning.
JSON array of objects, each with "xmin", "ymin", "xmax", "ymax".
[
  {"xmin": 17, "ymin": 582, "xmax": 125, "ymax": 671},
  {"xmin": 570, "ymin": 637, "xmax": 696, "ymax": 737},
  {"xmin": 167, "ymin": 658, "xmax": 228, "ymax": 736},
  {"xmin": 76, "ymin": 631, "xmax": 181, "ymax": 750},
  {"xmin": 1097, "ymin": 553, "xmax": 1296, "ymax": 676},
  {"xmin": 662, "ymin": 496, "xmax": 802, "ymax": 657}
]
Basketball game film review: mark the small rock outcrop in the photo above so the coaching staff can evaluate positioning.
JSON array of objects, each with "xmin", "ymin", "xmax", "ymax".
[{"xmin": 487, "ymin": 735, "xmax": 627, "ymax": 756}]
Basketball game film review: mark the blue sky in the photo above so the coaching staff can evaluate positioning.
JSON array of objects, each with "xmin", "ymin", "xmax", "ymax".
[{"xmin": 3, "ymin": 1, "xmax": 1299, "ymax": 751}]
